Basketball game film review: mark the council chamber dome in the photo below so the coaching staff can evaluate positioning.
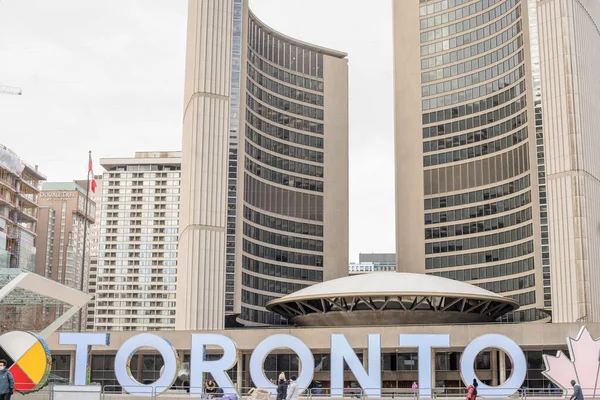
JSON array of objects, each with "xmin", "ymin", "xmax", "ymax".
[{"xmin": 266, "ymin": 272, "xmax": 519, "ymax": 327}]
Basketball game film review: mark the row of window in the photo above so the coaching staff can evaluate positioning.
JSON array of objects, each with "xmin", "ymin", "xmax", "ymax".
[
  {"xmin": 242, "ymin": 273, "xmax": 310, "ymax": 296},
  {"xmin": 424, "ymin": 110, "xmax": 526, "ymax": 152},
  {"xmin": 422, "ymin": 36, "xmax": 522, "ymax": 83},
  {"xmin": 240, "ymin": 306, "xmax": 287, "ymax": 325},
  {"xmin": 241, "ymin": 289, "xmax": 278, "ymax": 308},
  {"xmin": 420, "ymin": 0, "xmax": 484, "ymax": 17},
  {"xmin": 423, "ymin": 94, "xmax": 525, "ymax": 139},
  {"xmin": 423, "ymin": 144, "xmax": 530, "ymax": 195},
  {"xmin": 245, "ymin": 158, "xmax": 324, "ymax": 192},
  {"xmin": 244, "ymin": 173, "xmax": 323, "ymax": 221},
  {"xmin": 243, "ymin": 239, "xmax": 324, "ymax": 267},
  {"xmin": 243, "ymin": 206, "xmax": 324, "ymax": 237},
  {"xmin": 425, "ymin": 190, "xmax": 531, "ymax": 224},
  {"xmin": 422, "ymin": 79, "xmax": 525, "ymax": 125},
  {"xmin": 421, "ymin": 22, "xmax": 521, "ymax": 70},
  {"xmin": 422, "ymin": 51, "xmax": 523, "ymax": 97},
  {"xmin": 426, "ymin": 239, "xmax": 534, "ymax": 269},
  {"xmin": 248, "ymin": 19, "xmax": 325, "ymax": 79},
  {"xmin": 509, "ymin": 290, "xmax": 535, "ymax": 306},
  {"xmin": 477, "ymin": 273, "xmax": 535, "ymax": 292},
  {"xmin": 427, "ymin": 256, "xmax": 533, "ymax": 281},
  {"xmin": 500, "ymin": 308, "xmax": 545, "ymax": 322},
  {"xmin": 424, "ymin": 126, "xmax": 527, "ymax": 167},
  {"xmin": 425, "ymin": 223, "xmax": 533, "ymax": 254},
  {"xmin": 243, "ymin": 255, "xmax": 323, "ymax": 282},
  {"xmin": 420, "ymin": 7, "xmax": 521, "ymax": 56},
  {"xmin": 423, "ymin": 65, "xmax": 525, "ymax": 111},
  {"xmin": 248, "ymin": 50, "xmax": 324, "ymax": 92},
  {"xmin": 247, "ymin": 79, "xmax": 324, "ymax": 121},
  {"xmin": 420, "ymin": 0, "xmax": 504, "ymax": 30},
  {"xmin": 425, "ymin": 207, "xmax": 531, "ymax": 239},
  {"xmin": 247, "ymin": 96, "xmax": 323, "ymax": 134},
  {"xmin": 246, "ymin": 110, "xmax": 324, "ymax": 149},
  {"xmin": 248, "ymin": 63, "xmax": 324, "ymax": 106},
  {"xmin": 243, "ymin": 222, "xmax": 324, "ymax": 252},
  {"xmin": 245, "ymin": 141, "xmax": 324, "ymax": 178},
  {"xmin": 420, "ymin": 0, "xmax": 518, "ymax": 44},
  {"xmin": 246, "ymin": 130, "xmax": 323, "ymax": 169},
  {"xmin": 96, "ymin": 267, "xmax": 177, "ymax": 275}
]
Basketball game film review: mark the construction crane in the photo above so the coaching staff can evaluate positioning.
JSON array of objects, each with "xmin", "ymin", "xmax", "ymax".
[{"xmin": 0, "ymin": 85, "xmax": 22, "ymax": 95}]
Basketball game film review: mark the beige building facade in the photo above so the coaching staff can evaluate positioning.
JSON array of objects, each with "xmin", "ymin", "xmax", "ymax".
[
  {"xmin": 393, "ymin": 0, "xmax": 546, "ymax": 321},
  {"xmin": 178, "ymin": 0, "xmax": 349, "ymax": 328},
  {"xmin": 536, "ymin": 0, "xmax": 600, "ymax": 322},
  {"xmin": 177, "ymin": 0, "xmax": 234, "ymax": 331},
  {"xmin": 35, "ymin": 182, "xmax": 96, "ymax": 330}
]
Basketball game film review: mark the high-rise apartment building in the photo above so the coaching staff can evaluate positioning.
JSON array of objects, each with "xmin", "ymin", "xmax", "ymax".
[
  {"xmin": 537, "ymin": 0, "xmax": 600, "ymax": 322},
  {"xmin": 35, "ymin": 182, "xmax": 96, "ymax": 330},
  {"xmin": 393, "ymin": 0, "xmax": 547, "ymax": 322},
  {"xmin": 178, "ymin": 0, "xmax": 349, "ymax": 329},
  {"xmin": 0, "ymin": 145, "xmax": 45, "ymax": 272},
  {"xmin": 94, "ymin": 152, "xmax": 180, "ymax": 331}
]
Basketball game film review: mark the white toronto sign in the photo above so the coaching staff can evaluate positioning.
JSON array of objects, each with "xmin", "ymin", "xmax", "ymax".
[{"xmin": 58, "ymin": 332, "xmax": 527, "ymax": 398}]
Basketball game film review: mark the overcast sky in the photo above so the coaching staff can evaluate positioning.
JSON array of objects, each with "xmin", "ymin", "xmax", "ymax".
[{"xmin": 0, "ymin": 0, "xmax": 395, "ymax": 262}]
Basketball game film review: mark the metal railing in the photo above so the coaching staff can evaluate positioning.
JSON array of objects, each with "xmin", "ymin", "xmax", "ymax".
[{"xmin": 18, "ymin": 384, "xmax": 579, "ymax": 400}]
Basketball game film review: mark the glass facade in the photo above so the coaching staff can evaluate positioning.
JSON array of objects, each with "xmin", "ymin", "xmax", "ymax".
[
  {"xmin": 418, "ymin": 0, "xmax": 540, "ymax": 321},
  {"xmin": 239, "ymin": 14, "xmax": 327, "ymax": 325},
  {"xmin": 226, "ymin": 0, "xmax": 244, "ymax": 316}
]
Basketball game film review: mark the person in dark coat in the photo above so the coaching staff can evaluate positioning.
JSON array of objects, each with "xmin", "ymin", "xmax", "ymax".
[
  {"xmin": 0, "ymin": 360, "xmax": 14, "ymax": 400},
  {"xmin": 276, "ymin": 372, "xmax": 288, "ymax": 400}
]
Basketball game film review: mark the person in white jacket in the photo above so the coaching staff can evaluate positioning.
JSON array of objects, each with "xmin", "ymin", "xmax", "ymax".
[{"xmin": 286, "ymin": 375, "xmax": 300, "ymax": 400}]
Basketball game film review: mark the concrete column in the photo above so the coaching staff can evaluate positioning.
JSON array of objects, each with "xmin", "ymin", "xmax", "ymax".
[
  {"xmin": 69, "ymin": 350, "xmax": 76, "ymax": 383},
  {"xmin": 499, "ymin": 351, "xmax": 507, "ymax": 384},
  {"xmin": 244, "ymin": 351, "xmax": 251, "ymax": 390},
  {"xmin": 363, "ymin": 348, "xmax": 368, "ymax": 369},
  {"xmin": 175, "ymin": 0, "xmax": 233, "ymax": 331},
  {"xmin": 236, "ymin": 350, "xmax": 243, "ymax": 391},
  {"xmin": 491, "ymin": 350, "xmax": 499, "ymax": 386},
  {"xmin": 431, "ymin": 350, "xmax": 436, "ymax": 393}
]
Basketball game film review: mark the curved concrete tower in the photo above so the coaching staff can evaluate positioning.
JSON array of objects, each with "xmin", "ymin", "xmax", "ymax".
[{"xmin": 176, "ymin": 0, "xmax": 232, "ymax": 330}]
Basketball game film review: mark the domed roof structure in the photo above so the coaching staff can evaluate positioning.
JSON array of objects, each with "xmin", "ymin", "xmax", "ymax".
[{"xmin": 265, "ymin": 272, "xmax": 519, "ymax": 327}]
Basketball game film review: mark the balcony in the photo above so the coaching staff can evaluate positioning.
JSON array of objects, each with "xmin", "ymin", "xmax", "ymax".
[
  {"xmin": 0, "ymin": 177, "xmax": 17, "ymax": 192},
  {"xmin": 16, "ymin": 207, "xmax": 37, "ymax": 223},
  {"xmin": 0, "ymin": 193, "xmax": 15, "ymax": 207},
  {"xmin": 17, "ymin": 191, "xmax": 37, "ymax": 206},
  {"xmin": 19, "ymin": 178, "xmax": 41, "ymax": 193}
]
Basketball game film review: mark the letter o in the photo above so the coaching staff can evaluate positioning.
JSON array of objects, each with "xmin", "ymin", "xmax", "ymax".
[
  {"xmin": 114, "ymin": 334, "xmax": 180, "ymax": 397},
  {"xmin": 250, "ymin": 334, "xmax": 315, "ymax": 395},
  {"xmin": 460, "ymin": 334, "xmax": 526, "ymax": 399}
]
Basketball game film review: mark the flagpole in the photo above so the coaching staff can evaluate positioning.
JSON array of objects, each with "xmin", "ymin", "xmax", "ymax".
[{"xmin": 79, "ymin": 150, "xmax": 92, "ymax": 332}]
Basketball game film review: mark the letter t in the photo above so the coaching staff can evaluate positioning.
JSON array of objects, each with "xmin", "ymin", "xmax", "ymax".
[
  {"xmin": 59, "ymin": 333, "xmax": 110, "ymax": 385},
  {"xmin": 399, "ymin": 334, "xmax": 450, "ymax": 398}
]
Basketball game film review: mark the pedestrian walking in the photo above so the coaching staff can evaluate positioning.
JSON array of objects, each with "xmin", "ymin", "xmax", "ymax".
[
  {"xmin": 570, "ymin": 380, "xmax": 583, "ymax": 400},
  {"xmin": 466, "ymin": 379, "xmax": 478, "ymax": 400}
]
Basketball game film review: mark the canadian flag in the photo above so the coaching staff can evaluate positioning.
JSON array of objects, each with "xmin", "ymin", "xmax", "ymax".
[{"xmin": 88, "ymin": 154, "xmax": 97, "ymax": 193}]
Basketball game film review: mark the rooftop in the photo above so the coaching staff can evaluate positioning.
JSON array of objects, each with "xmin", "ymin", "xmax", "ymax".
[{"xmin": 266, "ymin": 272, "xmax": 519, "ymax": 327}]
